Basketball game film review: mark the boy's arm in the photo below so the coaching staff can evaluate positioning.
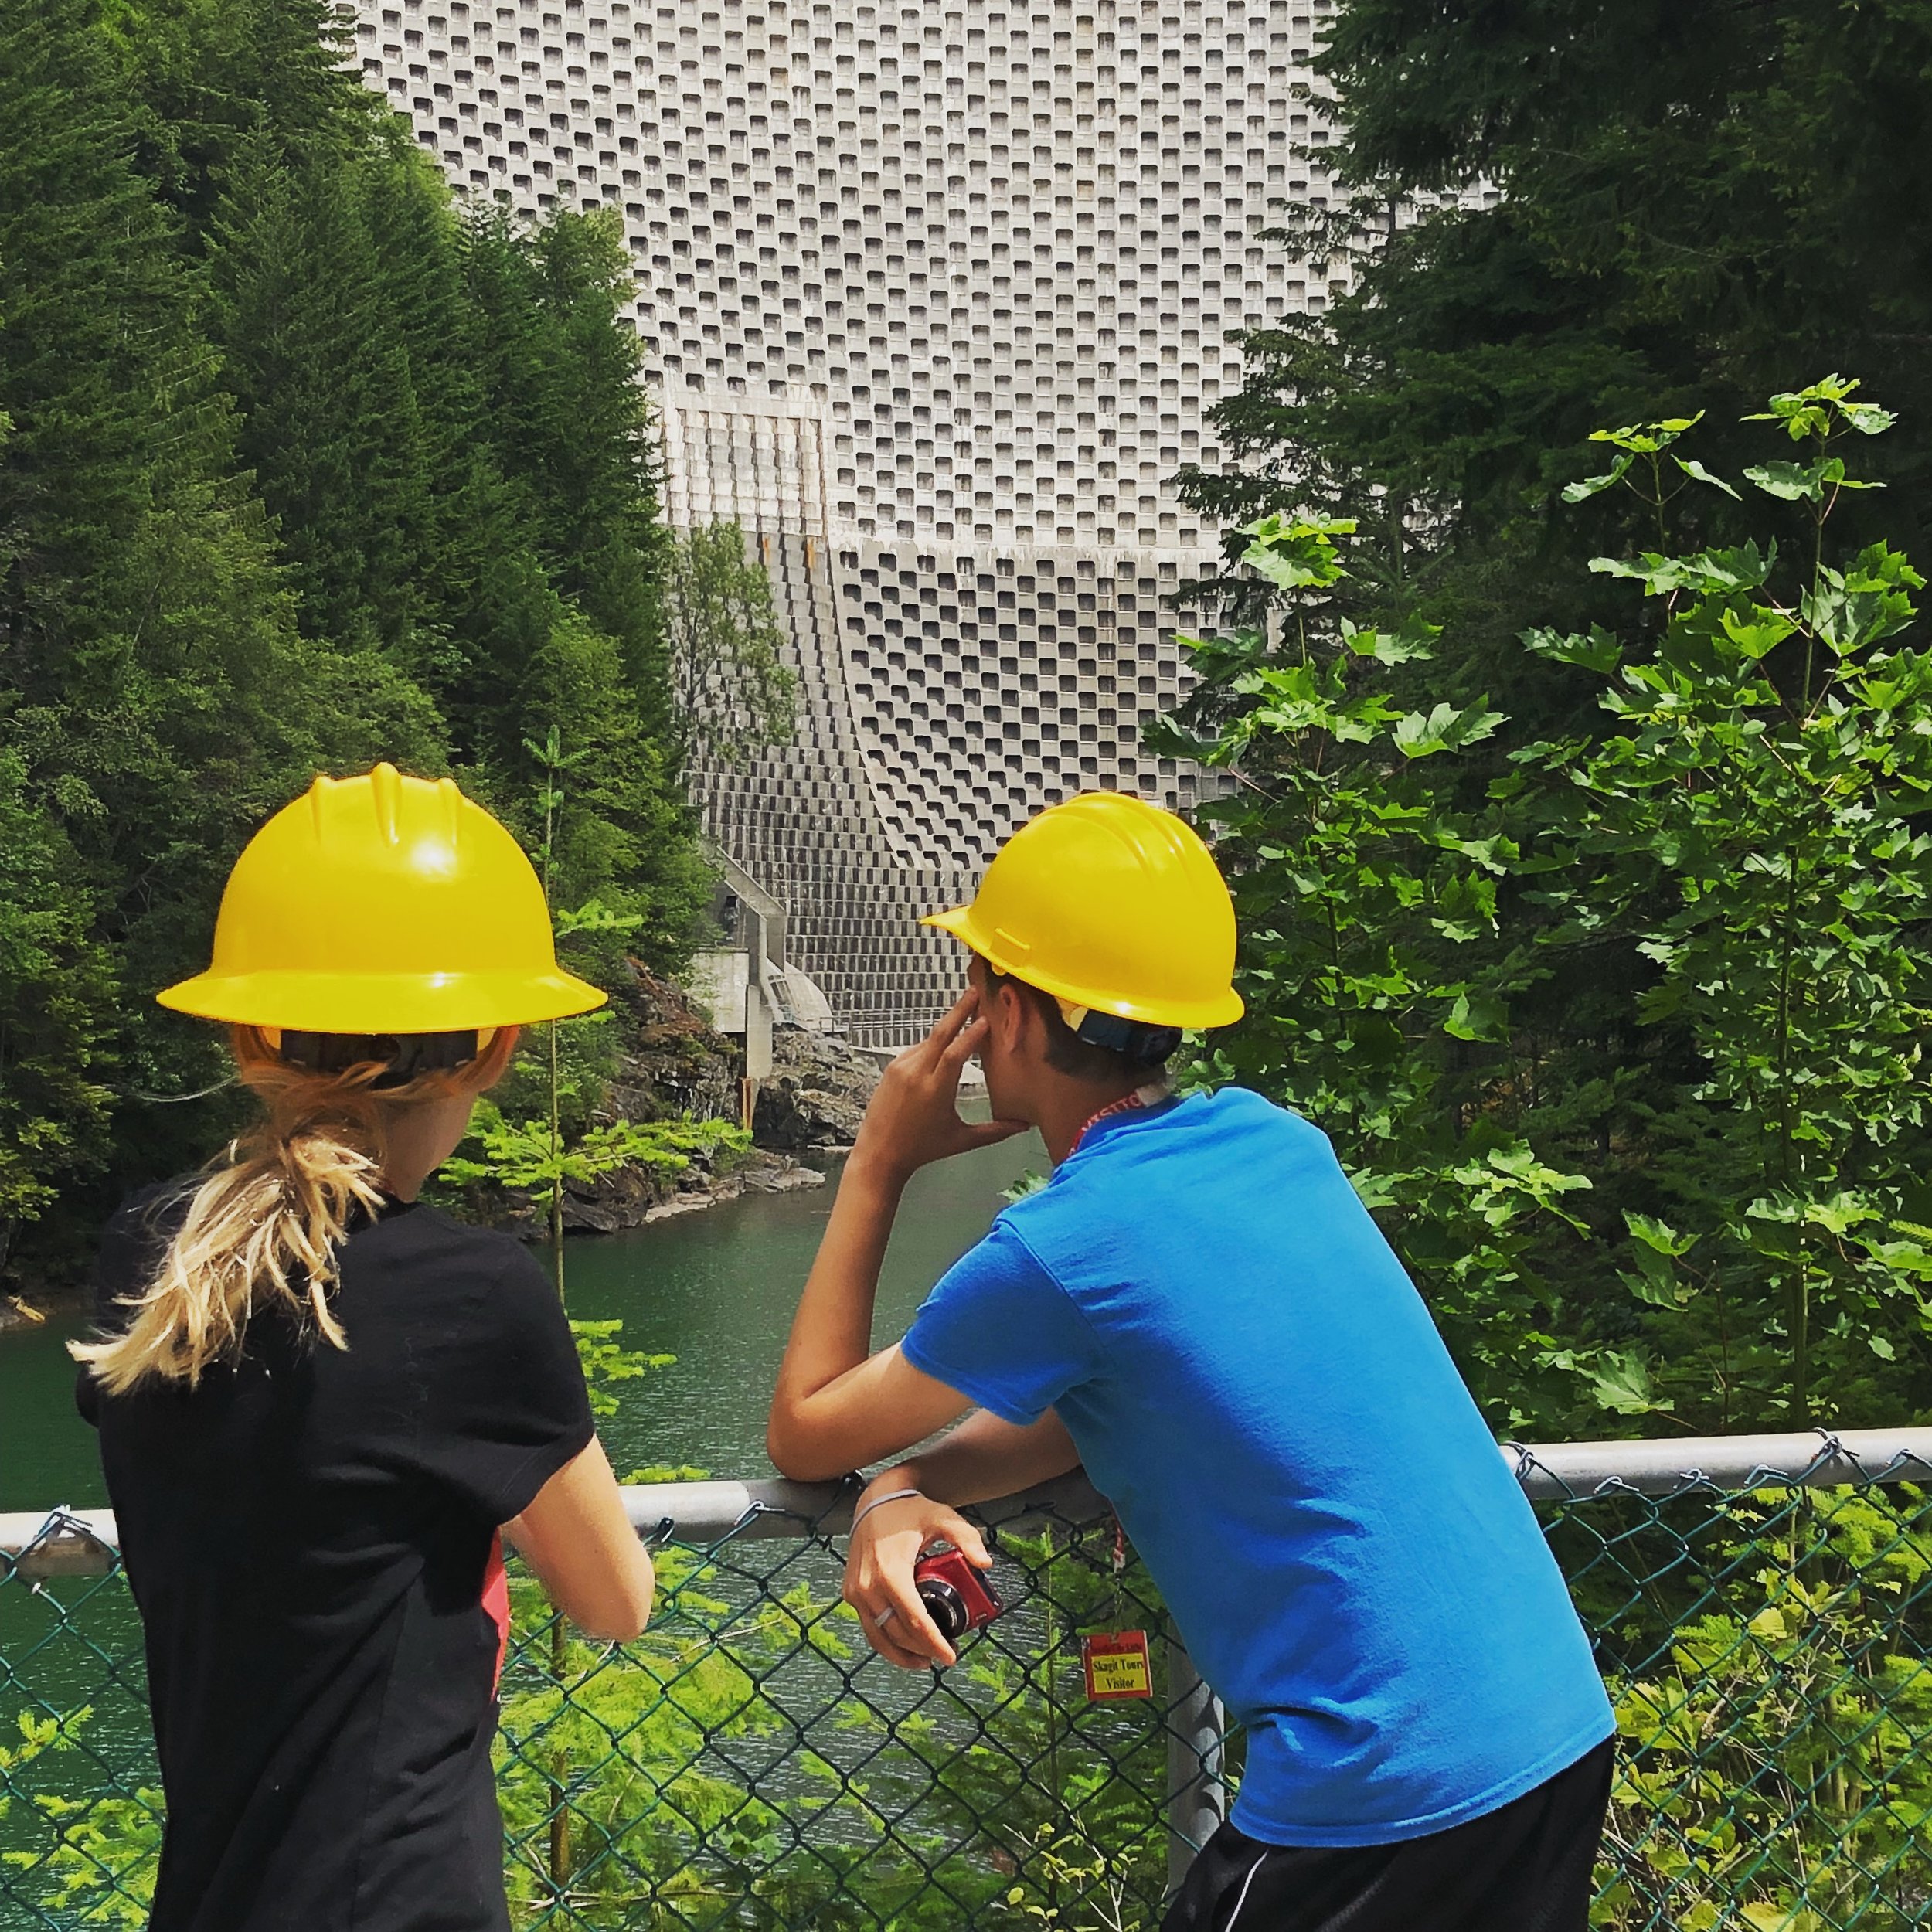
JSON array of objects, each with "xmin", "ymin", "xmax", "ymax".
[
  {"xmin": 767, "ymin": 988, "xmax": 1023, "ymax": 1481},
  {"xmin": 870, "ymin": 1406, "xmax": 1081, "ymax": 1509}
]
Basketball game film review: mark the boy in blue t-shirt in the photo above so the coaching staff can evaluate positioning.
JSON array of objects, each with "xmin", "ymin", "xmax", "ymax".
[{"xmin": 767, "ymin": 793, "xmax": 1614, "ymax": 1932}]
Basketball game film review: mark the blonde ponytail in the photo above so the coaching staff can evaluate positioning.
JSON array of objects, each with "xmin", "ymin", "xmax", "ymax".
[{"xmin": 76, "ymin": 1030, "xmax": 412, "ymax": 1394}]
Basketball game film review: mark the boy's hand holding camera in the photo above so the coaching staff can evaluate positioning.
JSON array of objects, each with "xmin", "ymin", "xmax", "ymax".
[{"xmin": 842, "ymin": 1481, "xmax": 995, "ymax": 1669}]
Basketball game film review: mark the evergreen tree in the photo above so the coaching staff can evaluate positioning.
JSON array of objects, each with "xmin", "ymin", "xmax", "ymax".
[
  {"xmin": 1, "ymin": 0, "xmax": 713, "ymax": 1281},
  {"xmin": 1190, "ymin": 0, "xmax": 1932, "ymax": 707},
  {"xmin": 204, "ymin": 133, "xmax": 435, "ymax": 653},
  {"xmin": 0, "ymin": 0, "xmax": 439, "ymax": 1273},
  {"xmin": 464, "ymin": 206, "xmax": 675, "ymax": 736},
  {"xmin": 457, "ymin": 203, "xmax": 706, "ymax": 954}
]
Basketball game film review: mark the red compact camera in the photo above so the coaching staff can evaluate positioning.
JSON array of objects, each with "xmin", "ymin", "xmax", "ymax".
[{"xmin": 914, "ymin": 1544, "xmax": 1004, "ymax": 1641}]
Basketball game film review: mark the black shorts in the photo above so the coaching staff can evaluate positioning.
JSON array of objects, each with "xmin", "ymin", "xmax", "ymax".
[{"xmin": 1161, "ymin": 1740, "xmax": 1614, "ymax": 1932}]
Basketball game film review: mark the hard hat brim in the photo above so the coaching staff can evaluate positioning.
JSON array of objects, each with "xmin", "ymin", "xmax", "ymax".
[
  {"xmin": 923, "ymin": 904, "xmax": 1245, "ymax": 1031},
  {"xmin": 156, "ymin": 967, "xmax": 609, "ymax": 1032}
]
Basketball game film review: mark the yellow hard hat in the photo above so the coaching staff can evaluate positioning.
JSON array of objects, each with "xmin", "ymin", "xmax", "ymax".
[
  {"xmin": 923, "ymin": 791, "xmax": 1243, "ymax": 1030},
  {"xmin": 158, "ymin": 764, "xmax": 606, "ymax": 1033}
]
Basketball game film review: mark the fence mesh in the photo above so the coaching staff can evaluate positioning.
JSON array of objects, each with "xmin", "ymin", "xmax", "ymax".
[{"xmin": 5, "ymin": 1460, "xmax": 1932, "ymax": 1930}]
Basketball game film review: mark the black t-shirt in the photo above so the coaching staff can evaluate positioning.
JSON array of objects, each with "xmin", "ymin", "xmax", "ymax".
[{"xmin": 77, "ymin": 1187, "xmax": 595, "ymax": 1932}]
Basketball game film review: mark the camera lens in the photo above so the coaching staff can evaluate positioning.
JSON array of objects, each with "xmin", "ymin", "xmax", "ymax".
[{"xmin": 917, "ymin": 1577, "xmax": 968, "ymax": 1640}]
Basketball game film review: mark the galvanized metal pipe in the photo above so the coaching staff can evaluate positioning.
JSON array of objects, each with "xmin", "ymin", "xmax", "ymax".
[
  {"xmin": 9, "ymin": 1427, "xmax": 1932, "ymax": 1577},
  {"xmin": 1165, "ymin": 1632, "xmax": 1228, "ymax": 1895},
  {"xmin": 614, "ymin": 1468, "xmax": 1110, "ymax": 1544},
  {"xmin": 1504, "ymin": 1426, "xmax": 1932, "ymax": 1499}
]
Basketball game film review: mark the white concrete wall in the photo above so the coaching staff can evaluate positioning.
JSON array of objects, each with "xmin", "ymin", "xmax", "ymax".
[{"xmin": 350, "ymin": 0, "xmax": 1345, "ymax": 1038}]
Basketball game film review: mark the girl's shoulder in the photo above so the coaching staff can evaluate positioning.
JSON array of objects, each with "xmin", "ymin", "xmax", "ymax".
[
  {"xmin": 354, "ymin": 1200, "xmax": 548, "ymax": 1286},
  {"xmin": 341, "ymin": 1202, "xmax": 562, "ymax": 1339}
]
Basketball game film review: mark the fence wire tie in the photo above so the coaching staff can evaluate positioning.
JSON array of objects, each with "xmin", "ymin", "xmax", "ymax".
[
  {"xmin": 1587, "ymin": 1474, "xmax": 1653, "ymax": 1502},
  {"xmin": 644, "ymin": 1515, "xmax": 678, "ymax": 1550},
  {"xmin": 733, "ymin": 1498, "xmax": 807, "ymax": 1536},
  {"xmin": 15, "ymin": 1505, "xmax": 110, "ymax": 1596},
  {"xmin": 1793, "ymin": 1427, "xmax": 1932, "ymax": 1488},
  {"xmin": 1796, "ymin": 1428, "xmax": 1852, "ymax": 1486},
  {"xmin": 1503, "ymin": 1442, "xmax": 1551, "ymax": 1491},
  {"xmin": 26, "ymin": 1505, "xmax": 110, "ymax": 1557}
]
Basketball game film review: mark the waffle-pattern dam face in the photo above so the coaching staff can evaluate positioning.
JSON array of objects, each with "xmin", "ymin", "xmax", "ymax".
[{"xmin": 353, "ymin": 0, "xmax": 1342, "ymax": 1046}]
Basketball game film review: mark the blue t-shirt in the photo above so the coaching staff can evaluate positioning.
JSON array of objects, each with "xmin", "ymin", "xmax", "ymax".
[{"xmin": 900, "ymin": 1087, "xmax": 1613, "ymax": 1848}]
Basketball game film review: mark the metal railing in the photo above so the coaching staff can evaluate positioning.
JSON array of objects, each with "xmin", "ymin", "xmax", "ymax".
[{"xmin": 4, "ymin": 1428, "xmax": 1931, "ymax": 1929}]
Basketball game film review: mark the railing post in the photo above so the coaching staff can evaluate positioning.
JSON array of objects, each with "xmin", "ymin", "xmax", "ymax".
[{"xmin": 1165, "ymin": 1631, "xmax": 1226, "ymax": 1896}]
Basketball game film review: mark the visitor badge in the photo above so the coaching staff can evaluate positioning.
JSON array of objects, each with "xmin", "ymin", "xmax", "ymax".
[{"xmin": 1081, "ymin": 1629, "xmax": 1153, "ymax": 1701}]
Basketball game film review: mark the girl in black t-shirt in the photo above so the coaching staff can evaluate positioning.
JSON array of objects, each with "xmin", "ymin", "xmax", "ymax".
[{"xmin": 76, "ymin": 766, "xmax": 658, "ymax": 1932}]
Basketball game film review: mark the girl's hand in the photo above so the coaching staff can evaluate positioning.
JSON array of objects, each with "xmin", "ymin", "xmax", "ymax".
[
  {"xmin": 849, "ymin": 990, "xmax": 1025, "ymax": 1184},
  {"xmin": 842, "ymin": 1485, "xmax": 992, "ymax": 1670}
]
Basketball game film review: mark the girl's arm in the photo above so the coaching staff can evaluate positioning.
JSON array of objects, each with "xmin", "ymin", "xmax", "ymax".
[{"xmin": 504, "ymin": 1436, "xmax": 655, "ymax": 1641}]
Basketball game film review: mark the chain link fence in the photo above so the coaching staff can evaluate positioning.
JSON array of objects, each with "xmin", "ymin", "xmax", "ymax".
[{"xmin": 5, "ymin": 1430, "xmax": 1931, "ymax": 1930}]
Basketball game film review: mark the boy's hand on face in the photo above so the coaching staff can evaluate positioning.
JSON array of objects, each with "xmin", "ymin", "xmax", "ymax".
[
  {"xmin": 843, "ymin": 1486, "xmax": 993, "ymax": 1670},
  {"xmin": 850, "ymin": 989, "xmax": 1026, "ymax": 1185}
]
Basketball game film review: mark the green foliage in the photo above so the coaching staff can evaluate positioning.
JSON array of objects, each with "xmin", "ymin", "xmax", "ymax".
[
  {"xmin": 1, "ymin": 1706, "xmax": 160, "ymax": 1927},
  {"xmin": 1521, "ymin": 384, "xmax": 1932, "ymax": 1427},
  {"xmin": 481, "ymin": 1519, "xmax": 1175, "ymax": 1930},
  {"xmin": 666, "ymin": 521, "xmax": 799, "ymax": 764},
  {"xmin": 1166, "ymin": 380, "xmax": 1932, "ymax": 1437},
  {"xmin": 569, "ymin": 1321, "xmax": 675, "ymax": 1420},
  {"xmin": 434, "ymin": 731, "xmax": 741, "ymax": 1307},
  {"xmin": 1598, "ymin": 1489, "xmax": 1932, "ymax": 1931},
  {"xmin": 0, "ymin": 753, "xmax": 117, "ymax": 1260},
  {"xmin": 442, "ymin": 1104, "xmax": 748, "ymax": 1203},
  {"xmin": 1002, "ymin": 1822, "xmax": 1146, "ymax": 1932},
  {"xmin": 493, "ymin": 1560, "xmax": 835, "ymax": 1927},
  {"xmin": 0, "ymin": 1707, "xmax": 85, "ymax": 1818},
  {"xmin": 12, "ymin": 1786, "xmax": 162, "ymax": 1928}
]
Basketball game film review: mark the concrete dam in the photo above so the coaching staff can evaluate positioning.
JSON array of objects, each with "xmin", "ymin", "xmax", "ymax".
[{"xmin": 352, "ymin": 0, "xmax": 1344, "ymax": 1045}]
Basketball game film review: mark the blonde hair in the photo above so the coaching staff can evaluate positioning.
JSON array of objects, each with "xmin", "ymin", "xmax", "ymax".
[{"xmin": 73, "ymin": 1027, "xmax": 493, "ymax": 1395}]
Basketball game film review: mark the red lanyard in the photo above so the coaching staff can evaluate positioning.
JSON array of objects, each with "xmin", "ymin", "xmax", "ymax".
[{"xmin": 1068, "ymin": 1082, "xmax": 1170, "ymax": 1157}]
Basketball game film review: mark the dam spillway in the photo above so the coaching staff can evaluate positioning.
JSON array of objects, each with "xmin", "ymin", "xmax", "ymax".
[{"xmin": 352, "ymin": 0, "xmax": 1342, "ymax": 1045}]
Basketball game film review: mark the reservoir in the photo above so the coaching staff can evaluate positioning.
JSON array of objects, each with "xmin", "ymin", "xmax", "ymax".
[{"xmin": 0, "ymin": 1131, "xmax": 1048, "ymax": 1513}]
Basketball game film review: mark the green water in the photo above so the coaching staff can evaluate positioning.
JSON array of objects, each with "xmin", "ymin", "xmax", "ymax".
[{"xmin": 0, "ymin": 1133, "xmax": 1046, "ymax": 1513}]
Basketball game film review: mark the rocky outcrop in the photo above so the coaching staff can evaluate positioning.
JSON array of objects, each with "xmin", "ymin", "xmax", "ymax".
[
  {"xmin": 468, "ymin": 1127, "xmax": 829, "ymax": 1241},
  {"xmin": 445, "ymin": 967, "xmax": 878, "ymax": 1239},
  {"xmin": 604, "ymin": 964, "xmax": 743, "ymax": 1124},
  {"xmin": 553, "ymin": 1144, "xmax": 824, "ymax": 1234},
  {"xmin": 753, "ymin": 1028, "xmax": 881, "ymax": 1151},
  {"xmin": 463, "ymin": 964, "xmax": 872, "ymax": 1239}
]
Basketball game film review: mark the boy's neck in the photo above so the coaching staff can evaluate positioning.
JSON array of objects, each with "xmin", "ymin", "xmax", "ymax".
[{"xmin": 1039, "ymin": 1073, "xmax": 1168, "ymax": 1167}]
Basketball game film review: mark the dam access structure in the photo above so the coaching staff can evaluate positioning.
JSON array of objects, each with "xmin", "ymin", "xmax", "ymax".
[{"xmin": 353, "ymin": 0, "xmax": 1348, "ymax": 1046}]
